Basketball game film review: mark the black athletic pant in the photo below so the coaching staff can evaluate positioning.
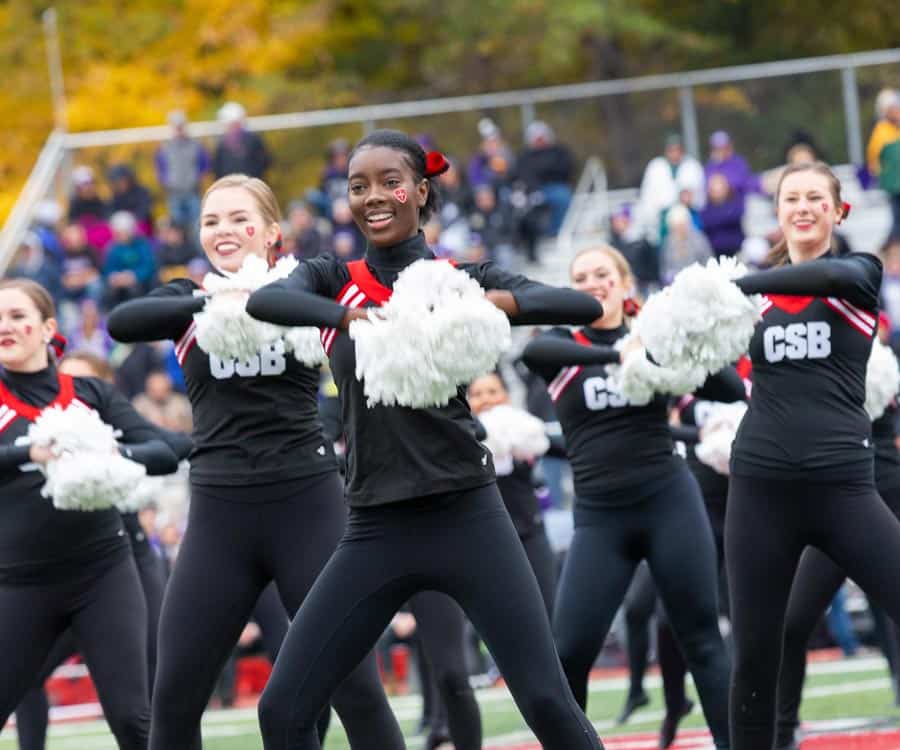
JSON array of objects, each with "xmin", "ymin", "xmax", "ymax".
[
  {"xmin": 258, "ymin": 484, "xmax": 601, "ymax": 750},
  {"xmin": 214, "ymin": 583, "xmax": 289, "ymax": 709},
  {"xmin": 15, "ymin": 545, "xmax": 167, "ymax": 750},
  {"xmin": 553, "ymin": 463, "xmax": 730, "ymax": 749},
  {"xmin": 622, "ymin": 494, "xmax": 729, "ymax": 710},
  {"xmin": 0, "ymin": 556, "xmax": 149, "ymax": 750},
  {"xmin": 150, "ymin": 472, "xmax": 401, "ymax": 750},
  {"xmin": 774, "ymin": 485, "xmax": 900, "ymax": 747},
  {"xmin": 522, "ymin": 525, "xmax": 557, "ymax": 617},
  {"xmin": 409, "ymin": 591, "xmax": 482, "ymax": 750},
  {"xmin": 727, "ymin": 475, "xmax": 900, "ymax": 750}
]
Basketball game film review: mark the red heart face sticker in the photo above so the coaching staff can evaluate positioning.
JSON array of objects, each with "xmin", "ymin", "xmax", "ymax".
[
  {"xmin": 393, "ymin": 188, "xmax": 408, "ymax": 204},
  {"xmin": 246, "ymin": 226, "xmax": 255, "ymax": 237}
]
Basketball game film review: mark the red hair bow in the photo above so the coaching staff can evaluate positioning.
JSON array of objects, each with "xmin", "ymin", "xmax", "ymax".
[
  {"xmin": 50, "ymin": 332, "xmax": 67, "ymax": 359},
  {"xmin": 841, "ymin": 201, "xmax": 852, "ymax": 219},
  {"xmin": 424, "ymin": 151, "xmax": 450, "ymax": 178}
]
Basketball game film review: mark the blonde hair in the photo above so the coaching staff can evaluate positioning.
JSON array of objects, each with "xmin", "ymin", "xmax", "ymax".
[
  {"xmin": 767, "ymin": 162, "xmax": 842, "ymax": 267},
  {"xmin": 569, "ymin": 244, "xmax": 635, "ymax": 289},
  {"xmin": 202, "ymin": 174, "xmax": 282, "ymax": 228}
]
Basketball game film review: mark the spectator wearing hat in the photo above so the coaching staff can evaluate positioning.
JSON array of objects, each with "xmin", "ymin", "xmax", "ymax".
[
  {"xmin": 155, "ymin": 110, "xmax": 210, "ymax": 231},
  {"xmin": 705, "ymin": 131, "xmax": 759, "ymax": 198},
  {"xmin": 659, "ymin": 204, "xmax": 712, "ymax": 285},
  {"xmin": 68, "ymin": 166, "xmax": 112, "ymax": 251},
  {"xmin": 212, "ymin": 102, "xmax": 271, "ymax": 179},
  {"xmin": 102, "ymin": 211, "xmax": 157, "ymax": 308},
  {"xmin": 109, "ymin": 163, "xmax": 154, "ymax": 236},
  {"xmin": 468, "ymin": 118, "xmax": 515, "ymax": 191},
  {"xmin": 637, "ymin": 134, "xmax": 704, "ymax": 246},
  {"xmin": 700, "ymin": 172, "xmax": 745, "ymax": 258},
  {"xmin": 512, "ymin": 121, "xmax": 574, "ymax": 236},
  {"xmin": 31, "ymin": 200, "xmax": 65, "ymax": 268}
]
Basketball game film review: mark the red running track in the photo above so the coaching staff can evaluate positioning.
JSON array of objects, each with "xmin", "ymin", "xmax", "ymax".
[{"xmin": 487, "ymin": 727, "xmax": 900, "ymax": 749}]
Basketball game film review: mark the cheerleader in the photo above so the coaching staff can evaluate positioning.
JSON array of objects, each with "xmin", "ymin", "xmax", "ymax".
[
  {"xmin": 521, "ymin": 245, "xmax": 742, "ymax": 750},
  {"xmin": 0, "ymin": 279, "xmax": 185, "ymax": 750},
  {"xmin": 724, "ymin": 161, "xmax": 900, "ymax": 749},
  {"xmin": 13, "ymin": 350, "xmax": 188, "ymax": 750},
  {"xmin": 773, "ymin": 320, "xmax": 900, "ymax": 749},
  {"xmin": 246, "ymin": 129, "xmax": 604, "ymax": 750},
  {"xmin": 107, "ymin": 175, "xmax": 403, "ymax": 750}
]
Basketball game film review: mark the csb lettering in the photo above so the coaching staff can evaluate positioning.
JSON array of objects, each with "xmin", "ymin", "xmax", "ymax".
[
  {"xmin": 763, "ymin": 322, "xmax": 831, "ymax": 363},
  {"xmin": 583, "ymin": 376, "xmax": 629, "ymax": 411},
  {"xmin": 210, "ymin": 340, "xmax": 287, "ymax": 379}
]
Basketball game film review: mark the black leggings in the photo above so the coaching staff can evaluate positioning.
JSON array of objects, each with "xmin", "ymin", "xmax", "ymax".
[
  {"xmin": 553, "ymin": 463, "xmax": 730, "ymax": 749},
  {"xmin": 774, "ymin": 485, "xmax": 900, "ymax": 747},
  {"xmin": 522, "ymin": 526, "xmax": 558, "ymax": 617},
  {"xmin": 257, "ymin": 484, "xmax": 601, "ymax": 750},
  {"xmin": 409, "ymin": 591, "xmax": 482, "ymax": 750},
  {"xmin": 622, "ymin": 496, "xmax": 728, "ymax": 709},
  {"xmin": 726, "ymin": 475, "xmax": 900, "ymax": 750},
  {"xmin": 15, "ymin": 549, "xmax": 166, "ymax": 750},
  {"xmin": 150, "ymin": 473, "xmax": 401, "ymax": 750},
  {"xmin": 0, "ymin": 556, "xmax": 149, "ymax": 750}
]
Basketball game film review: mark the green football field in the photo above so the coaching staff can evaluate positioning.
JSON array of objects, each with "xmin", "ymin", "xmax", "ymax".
[{"xmin": 2, "ymin": 656, "xmax": 897, "ymax": 749}]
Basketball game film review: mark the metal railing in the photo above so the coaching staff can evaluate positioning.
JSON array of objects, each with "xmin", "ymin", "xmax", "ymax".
[
  {"xmin": 0, "ymin": 130, "xmax": 67, "ymax": 270},
  {"xmin": 2, "ymin": 47, "xmax": 899, "ymax": 272}
]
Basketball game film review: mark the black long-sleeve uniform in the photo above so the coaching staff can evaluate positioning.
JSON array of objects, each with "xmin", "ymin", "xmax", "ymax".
[
  {"xmin": 108, "ymin": 281, "xmax": 403, "ymax": 750},
  {"xmin": 0, "ymin": 366, "xmax": 183, "ymax": 750},
  {"xmin": 723, "ymin": 252, "xmax": 900, "ymax": 750},
  {"xmin": 774, "ymin": 401, "xmax": 900, "ymax": 748},
  {"xmin": 247, "ymin": 232, "xmax": 604, "ymax": 750},
  {"xmin": 523, "ymin": 324, "xmax": 743, "ymax": 749}
]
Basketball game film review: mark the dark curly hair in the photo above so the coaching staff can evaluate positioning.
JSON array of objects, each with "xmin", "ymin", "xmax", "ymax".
[{"xmin": 349, "ymin": 129, "xmax": 441, "ymax": 224}]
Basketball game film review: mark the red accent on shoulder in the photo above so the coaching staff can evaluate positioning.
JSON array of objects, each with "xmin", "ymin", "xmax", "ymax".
[
  {"xmin": 766, "ymin": 295, "xmax": 815, "ymax": 315},
  {"xmin": 0, "ymin": 373, "xmax": 76, "ymax": 422},
  {"xmin": 736, "ymin": 355, "xmax": 753, "ymax": 381},
  {"xmin": 571, "ymin": 329, "xmax": 592, "ymax": 346},
  {"xmin": 346, "ymin": 260, "xmax": 392, "ymax": 306}
]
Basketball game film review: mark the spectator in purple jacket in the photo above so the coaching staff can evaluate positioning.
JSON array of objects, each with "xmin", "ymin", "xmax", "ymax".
[
  {"xmin": 468, "ymin": 118, "xmax": 515, "ymax": 191},
  {"xmin": 705, "ymin": 131, "xmax": 760, "ymax": 198},
  {"xmin": 700, "ymin": 173, "xmax": 745, "ymax": 258}
]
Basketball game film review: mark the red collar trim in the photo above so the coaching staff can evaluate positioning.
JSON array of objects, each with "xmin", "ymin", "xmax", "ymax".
[{"xmin": 0, "ymin": 373, "xmax": 76, "ymax": 421}]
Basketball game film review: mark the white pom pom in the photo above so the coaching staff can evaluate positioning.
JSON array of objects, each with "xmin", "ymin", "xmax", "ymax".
[
  {"xmin": 479, "ymin": 405, "xmax": 550, "ymax": 461},
  {"xmin": 283, "ymin": 326, "xmax": 326, "ymax": 368},
  {"xmin": 350, "ymin": 260, "xmax": 512, "ymax": 408},
  {"xmin": 116, "ymin": 475, "xmax": 166, "ymax": 514},
  {"xmin": 29, "ymin": 405, "xmax": 147, "ymax": 511},
  {"xmin": 634, "ymin": 257, "xmax": 761, "ymax": 378},
  {"xmin": 46, "ymin": 453, "xmax": 147, "ymax": 512},
  {"xmin": 608, "ymin": 340, "xmax": 707, "ymax": 404},
  {"xmin": 194, "ymin": 255, "xmax": 313, "ymax": 363},
  {"xmin": 694, "ymin": 401, "xmax": 748, "ymax": 476},
  {"xmin": 865, "ymin": 339, "xmax": 900, "ymax": 420}
]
